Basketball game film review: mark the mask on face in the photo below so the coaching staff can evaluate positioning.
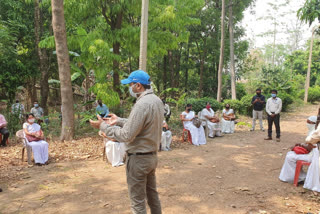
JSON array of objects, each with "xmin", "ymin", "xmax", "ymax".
[
  {"xmin": 129, "ymin": 84, "xmax": 138, "ymax": 98},
  {"xmin": 307, "ymin": 124, "xmax": 316, "ymax": 136},
  {"xmin": 226, "ymin": 106, "xmax": 230, "ymax": 109},
  {"xmin": 206, "ymin": 104, "xmax": 211, "ymax": 110},
  {"xmin": 186, "ymin": 108, "xmax": 191, "ymax": 112},
  {"xmin": 34, "ymin": 104, "xmax": 39, "ymax": 107},
  {"xmin": 28, "ymin": 118, "xmax": 35, "ymax": 123},
  {"xmin": 271, "ymin": 94, "xmax": 276, "ymax": 98},
  {"xmin": 256, "ymin": 92, "xmax": 261, "ymax": 96}
]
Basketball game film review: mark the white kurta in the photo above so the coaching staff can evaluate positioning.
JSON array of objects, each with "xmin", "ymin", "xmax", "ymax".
[
  {"xmin": 221, "ymin": 109, "xmax": 235, "ymax": 134},
  {"xmin": 201, "ymin": 108, "xmax": 221, "ymax": 137},
  {"xmin": 23, "ymin": 123, "xmax": 49, "ymax": 164},
  {"xmin": 303, "ymin": 147, "xmax": 320, "ymax": 192},
  {"xmin": 161, "ymin": 130, "xmax": 172, "ymax": 151},
  {"xmin": 181, "ymin": 111, "xmax": 206, "ymax": 146},
  {"xmin": 105, "ymin": 140, "xmax": 127, "ymax": 167}
]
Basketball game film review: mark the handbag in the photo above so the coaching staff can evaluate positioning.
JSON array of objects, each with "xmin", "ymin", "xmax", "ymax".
[
  {"xmin": 26, "ymin": 130, "xmax": 42, "ymax": 142},
  {"xmin": 292, "ymin": 146, "xmax": 310, "ymax": 155},
  {"xmin": 192, "ymin": 118, "xmax": 201, "ymax": 128}
]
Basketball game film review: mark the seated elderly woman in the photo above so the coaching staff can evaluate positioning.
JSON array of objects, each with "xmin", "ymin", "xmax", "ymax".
[
  {"xmin": 99, "ymin": 130, "xmax": 127, "ymax": 167},
  {"xmin": 161, "ymin": 120, "xmax": 172, "ymax": 151},
  {"xmin": 23, "ymin": 113, "xmax": 49, "ymax": 165},
  {"xmin": 221, "ymin": 104, "xmax": 236, "ymax": 134},
  {"xmin": 201, "ymin": 102, "xmax": 222, "ymax": 138},
  {"xmin": 279, "ymin": 116, "xmax": 320, "ymax": 192},
  {"xmin": 180, "ymin": 104, "xmax": 206, "ymax": 146}
]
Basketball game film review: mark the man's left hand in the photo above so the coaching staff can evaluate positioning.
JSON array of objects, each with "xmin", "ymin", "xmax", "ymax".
[{"xmin": 90, "ymin": 115, "xmax": 104, "ymax": 129}]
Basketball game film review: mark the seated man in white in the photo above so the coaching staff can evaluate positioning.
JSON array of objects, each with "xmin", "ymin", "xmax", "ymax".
[
  {"xmin": 99, "ymin": 130, "xmax": 127, "ymax": 167},
  {"xmin": 180, "ymin": 104, "xmax": 206, "ymax": 146},
  {"xmin": 161, "ymin": 120, "xmax": 172, "ymax": 151},
  {"xmin": 279, "ymin": 116, "xmax": 319, "ymax": 192},
  {"xmin": 221, "ymin": 104, "xmax": 236, "ymax": 134},
  {"xmin": 201, "ymin": 102, "xmax": 222, "ymax": 138}
]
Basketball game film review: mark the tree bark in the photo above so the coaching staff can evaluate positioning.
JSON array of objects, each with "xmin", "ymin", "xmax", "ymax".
[
  {"xmin": 139, "ymin": 0, "xmax": 149, "ymax": 72},
  {"xmin": 184, "ymin": 44, "xmax": 189, "ymax": 93},
  {"xmin": 229, "ymin": 1, "xmax": 236, "ymax": 100},
  {"xmin": 304, "ymin": 28, "xmax": 316, "ymax": 103},
  {"xmin": 217, "ymin": 0, "xmax": 225, "ymax": 102},
  {"xmin": 51, "ymin": 0, "xmax": 74, "ymax": 141},
  {"xmin": 168, "ymin": 50, "xmax": 174, "ymax": 88},
  {"xmin": 34, "ymin": 0, "xmax": 50, "ymax": 115},
  {"xmin": 163, "ymin": 55, "xmax": 167, "ymax": 91}
]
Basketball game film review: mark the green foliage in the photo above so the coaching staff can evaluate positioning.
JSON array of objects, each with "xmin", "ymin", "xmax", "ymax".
[
  {"xmin": 298, "ymin": 0, "xmax": 320, "ymax": 26},
  {"xmin": 222, "ymin": 99, "xmax": 243, "ymax": 115},
  {"xmin": 240, "ymin": 94, "xmax": 254, "ymax": 116},
  {"xmin": 275, "ymin": 92, "xmax": 294, "ymax": 112},
  {"xmin": 185, "ymin": 97, "xmax": 222, "ymax": 114},
  {"xmin": 91, "ymin": 83, "xmax": 120, "ymax": 109},
  {"xmin": 298, "ymin": 86, "xmax": 320, "ymax": 103}
]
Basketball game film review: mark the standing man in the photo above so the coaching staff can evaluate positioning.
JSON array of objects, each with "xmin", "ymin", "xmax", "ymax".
[
  {"xmin": 265, "ymin": 90, "xmax": 282, "ymax": 142},
  {"xmin": 0, "ymin": 114, "xmax": 9, "ymax": 147},
  {"xmin": 11, "ymin": 99, "xmax": 25, "ymax": 119},
  {"xmin": 30, "ymin": 101, "xmax": 44, "ymax": 124},
  {"xmin": 90, "ymin": 70, "xmax": 163, "ymax": 214},
  {"xmin": 250, "ymin": 89, "xmax": 265, "ymax": 131},
  {"xmin": 96, "ymin": 99, "xmax": 109, "ymax": 118},
  {"xmin": 162, "ymin": 99, "xmax": 171, "ymax": 122}
]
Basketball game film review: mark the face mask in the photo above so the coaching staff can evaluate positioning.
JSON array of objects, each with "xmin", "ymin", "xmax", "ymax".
[
  {"xmin": 307, "ymin": 124, "xmax": 316, "ymax": 136},
  {"xmin": 256, "ymin": 93, "xmax": 261, "ymax": 96},
  {"xmin": 226, "ymin": 106, "xmax": 230, "ymax": 109},
  {"xmin": 206, "ymin": 105, "xmax": 211, "ymax": 109},
  {"xmin": 271, "ymin": 94, "xmax": 276, "ymax": 98},
  {"xmin": 129, "ymin": 84, "xmax": 138, "ymax": 98},
  {"xmin": 28, "ymin": 118, "xmax": 35, "ymax": 123},
  {"xmin": 186, "ymin": 108, "xmax": 191, "ymax": 112},
  {"xmin": 34, "ymin": 104, "xmax": 39, "ymax": 107}
]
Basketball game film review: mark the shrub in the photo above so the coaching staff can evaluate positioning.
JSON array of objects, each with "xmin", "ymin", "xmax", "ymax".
[
  {"xmin": 298, "ymin": 86, "xmax": 320, "ymax": 103},
  {"xmin": 222, "ymin": 99, "xmax": 243, "ymax": 115},
  {"xmin": 240, "ymin": 94, "xmax": 254, "ymax": 116},
  {"xmin": 185, "ymin": 97, "xmax": 222, "ymax": 114}
]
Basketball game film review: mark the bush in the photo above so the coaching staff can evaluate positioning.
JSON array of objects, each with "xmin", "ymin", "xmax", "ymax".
[
  {"xmin": 185, "ymin": 97, "xmax": 222, "ymax": 113},
  {"xmin": 275, "ymin": 92, "xmax": 294, "ymax": 112},
  {"xmin": 236, "ymin": 83, "xmax": 247, "ymax": 100},
  {"xmin": 222, "ymin": 99, "xmax": 243, "ymax": 115},
  {"xmin": 240, "ymin": 94, "xmax": 254, "ymax": 116},
  {"xmin": 298, "ymin": 86, "xmax": 320, "ymax": 103}
]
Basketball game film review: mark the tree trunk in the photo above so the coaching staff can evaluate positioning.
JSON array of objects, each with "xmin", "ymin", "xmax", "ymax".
[
  {"xmin": 51, "ymin": 0, "xmax": 74, "ymax": 141},
  {"xmin": 304, "ymin": 29, "xmax": 316, "ymax": 103},
  {"xmin": 163, "ymin": 55, "xmax": 167, "ymax": 91},
  {"xmin": 229, "ymin": 1, "xmax": 236, "ymax": 100},
  {"xmin": 139, "ymin": 0, "xmax": 149, "ymax": 72},
  {"xmin": 198, "ymin": 47, "xmax": 206, "ymax": 98},
  {"xmin": 217, "ymin": 0, "xmax": 225, "ymax": 102},
  {"xmin": 168, "ymin": 50, "xmax": 174, "ymax": 88},
  {"xmin": 113, "ymin": 42, "xmax": 121, "ymax": 94},
  {"xmin": 185, "ymin": 44, "xmax": 189, "ymax": 92},
  {"xmin": 35, "ymin": 0, "xmax": 50, "ymax": 115}
]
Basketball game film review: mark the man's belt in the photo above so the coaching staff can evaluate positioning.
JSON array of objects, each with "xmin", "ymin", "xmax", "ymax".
[{"xmin": 127, "ymin": 152, "xmax": 156, "ymax": 156}]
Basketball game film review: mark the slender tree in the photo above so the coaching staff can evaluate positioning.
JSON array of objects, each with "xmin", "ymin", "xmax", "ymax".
[
  {"xmin": 139, "ymin": 0, "xmax": 149, "ymax": 72},
  {"xmin": 217, "ymin": 0, "xmax": 225, "ymax": 102},
  {"xmin": 51, "ymin": 0, "xmax": 74, "ymax": 140},
  {"xmin": 229, "ymin": 0, "xmax": 236, "ymax": 100}
]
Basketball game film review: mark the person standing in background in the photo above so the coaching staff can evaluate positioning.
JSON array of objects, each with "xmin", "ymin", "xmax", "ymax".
[
  {"xmin": 163, "ymin": 99, "xmax": 171, "ymax": 122},
  {"xmin": 250, "ymin": 89, "xmax": 265, "ymax": 131},
  {"xmin": 30, "ymin": 101, "xmax": 44, "ymax": 124},
  {"xmin": 265, "ymin": 90, "xmax": 282, "ymax": 142},
  {"xmin": 96, "ymin": 100, "xmax": 109, "ymax": 118},
  {"xmin": 11, "ymin": 99, "xmax": 25, "ymax": 119}
]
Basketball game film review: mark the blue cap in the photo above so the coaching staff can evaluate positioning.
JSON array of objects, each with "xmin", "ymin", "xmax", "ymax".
[{"xmin": 121, "ymin": 70, "xmax": 151, "ymax": 85}]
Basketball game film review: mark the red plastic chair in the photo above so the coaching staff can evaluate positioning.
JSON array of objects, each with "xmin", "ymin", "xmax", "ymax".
[
  {"xmin": 294, "ymin": 160, "xmax": 311, "ymax": 187},
  {"xmin": 0, "ymin": 133, "xmax": 9, "ymax": 146},
  {"xmin": 180, "ymin": 115, "xmax": 192, "ymax": 144}
]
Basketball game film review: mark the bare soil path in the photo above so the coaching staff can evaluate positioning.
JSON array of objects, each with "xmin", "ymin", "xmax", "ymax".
[{"xmin": 1, "ymin": 104, "xmax": 320, "ymax": 214}]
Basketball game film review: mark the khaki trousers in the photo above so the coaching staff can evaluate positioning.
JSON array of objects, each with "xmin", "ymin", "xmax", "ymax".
[{"xmin": 126, "ymin": 154, "xmax": 162, "ymax": 214}]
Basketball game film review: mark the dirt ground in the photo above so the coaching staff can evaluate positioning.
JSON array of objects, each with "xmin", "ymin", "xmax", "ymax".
[{"xmin": 1, "ymin": 104, "xmax": 320, "ymax": 214}]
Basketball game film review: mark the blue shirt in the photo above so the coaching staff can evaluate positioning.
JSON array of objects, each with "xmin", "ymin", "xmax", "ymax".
[{"xmin": 96, "ymin": 104, "xmax": 109, "ymax": 118}]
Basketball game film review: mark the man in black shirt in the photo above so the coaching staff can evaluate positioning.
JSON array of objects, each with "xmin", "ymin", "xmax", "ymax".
[{"xmin": 250, "ymin": 89, "xmax": 266, "ymax": 131}]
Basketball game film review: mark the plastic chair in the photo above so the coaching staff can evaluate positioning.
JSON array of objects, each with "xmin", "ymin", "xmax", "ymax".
[
  {"xmin": 180, "ymin": 115, "xmax": 192, "ymax": 144},
  {"xmin": 16, "ymin": 130, "xmax": 32, "ymax": 165},
  {"xmin": 294, "ymin": 160, "xmax": 311, "ymax": 187},
  {"xmin": 0, "ymin": 133, "xmax": 9, "ymax": 146}
]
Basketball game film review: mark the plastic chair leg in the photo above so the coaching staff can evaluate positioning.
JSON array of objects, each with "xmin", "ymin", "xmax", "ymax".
[{"xmin": 294, "ymin": 160, "xmax": 311, "ymax": 187}]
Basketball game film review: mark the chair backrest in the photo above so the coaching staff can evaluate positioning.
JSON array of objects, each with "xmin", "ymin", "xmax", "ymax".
[
  {"xmin": 16, "ymin": 129, "xmax": 27, "ymax": 146},
  {"xmin": 198, "ymin": 111, "xmax": 207, "ymax": 126}
]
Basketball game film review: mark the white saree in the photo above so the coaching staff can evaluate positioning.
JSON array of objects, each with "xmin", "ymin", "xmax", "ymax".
[{"xmin": 181, "ymin": 111, "xmax": 206, "ymax": 146}]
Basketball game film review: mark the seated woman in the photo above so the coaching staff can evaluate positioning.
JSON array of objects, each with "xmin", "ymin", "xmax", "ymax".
[
  {"xmin": 279, "ymin": 118, "xmax": 320, "ymax": 192},
  {"xmin": 161, "ymin": 120, "xmax": 172, "ymax": 151},
  {"xmin": 99, "ymin": 131, "xmax": 127, "ymax": 167},
  {"xmin": 23, "ymin": 113, "xmax": 49, "ymax": 165},
  {"xmin": 201, "ymin": 102, "xmax": 222, "ymax": 138},
  {"xmin": 180, "ymin": 104, "xmax": 206, "ymax": 146},
  {"xmin": 221, "ymin": 104, "xmax": 236, "ymax": 134}
]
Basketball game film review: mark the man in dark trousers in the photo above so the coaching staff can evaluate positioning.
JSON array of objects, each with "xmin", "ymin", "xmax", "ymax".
[
  {"xmin": 250, "ymin": 88, "xmax": 266, "ymax": 131},
  {"xmin": 90, "ymin": 70, "xmax": 163, "ymax": 214},
  {"xmin": 265, "ymin": 89, "xmax": 282, "ymax": 142}
]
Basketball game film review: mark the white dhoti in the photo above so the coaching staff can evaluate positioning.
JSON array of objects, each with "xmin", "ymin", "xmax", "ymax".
[
  {"xmin": 161, "ymin": 131, "xmax": 172, "ymax": 151},
  {"xmin": 184, "ymin": 124, "xmax": 206, "ymax": 146},
  {"xmin": 304, "ymin": 147, "xmax": 320, "ymax": 192},
  {"xmin": 279, "ymin": 151, "xmax": 313, "ymax": 183},
  {"xmin": 207, "ymin": 121, "xmax": 222, "ymax": 138},
  {"xmin": 105, "ymin": 140, "xmax": 127, "ymax": 167},
  {"xmin": 221, "ymin": 119, "xmax": 235, "ymax": 134},
  {"xmin": 28, "ymin": 140, "xmax": 49, "ymax": 164}
]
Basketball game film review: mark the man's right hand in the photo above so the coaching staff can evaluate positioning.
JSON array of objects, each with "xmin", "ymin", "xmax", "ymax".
[{"xmin": 104, "ymin": 113, "xmax": 118, "ymax": 126}]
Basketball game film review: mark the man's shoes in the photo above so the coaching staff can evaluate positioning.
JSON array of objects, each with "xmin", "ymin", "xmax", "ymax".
[
  {"xmin": 276, "ymin": 138, "xmax": 280, "ymax": 142},
  {"xmin": 250, "ymin": 128, "xmax": 254, "ymax": 131},
  {"xmin": 264, "ymin": 137, "xmax": 272, "ymax": 140},
  {"xmin": 208, "ymin": 136, "xmax": 215, "ymax": 139},
  {"xmin": 0, "ymin": 144, "xmax": 6, "ymax": 147}
]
